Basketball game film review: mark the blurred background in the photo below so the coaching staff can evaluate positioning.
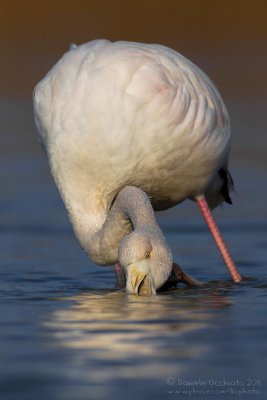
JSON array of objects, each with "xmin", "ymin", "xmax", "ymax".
[
  {"xmin": 1, "ymin": 0, "xmax": 267, "ymax": 100},
  {"xmin": 1, "ymin": 0, "xmax": 266, "ymax": 162},
  {"xmin": 1, "ymin": 1, "xmax": 267, "ymax": 400}
]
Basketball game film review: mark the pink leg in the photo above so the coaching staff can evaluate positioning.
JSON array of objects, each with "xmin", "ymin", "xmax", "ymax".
[
  {"xmin": 114, "ymin": 262, "xmax": 126, "ymax": 289},
  {"xmin": 196, "ymin": 195, "xmax": 242, "ymax": 283}
]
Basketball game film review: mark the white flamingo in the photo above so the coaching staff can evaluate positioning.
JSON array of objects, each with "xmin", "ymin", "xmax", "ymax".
[{"xmin": 33, "ymin": 40, "xmax": 242, "ymax": 295}]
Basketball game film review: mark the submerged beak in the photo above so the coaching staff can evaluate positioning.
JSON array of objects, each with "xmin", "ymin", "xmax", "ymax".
[{"xmin": 126, "ymin": 263, "xmax": 156, "ymax": 296}]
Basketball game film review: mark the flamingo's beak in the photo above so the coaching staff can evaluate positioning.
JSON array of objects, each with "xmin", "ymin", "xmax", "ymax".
[{"xmin": 126, "ymin": 262, "xmax": 156, "ymax": 296}]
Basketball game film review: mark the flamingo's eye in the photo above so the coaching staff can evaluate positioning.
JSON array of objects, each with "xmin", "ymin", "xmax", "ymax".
[{"xmin": 144, "ymin": 251, "xmax": 151, "ymax": 259}]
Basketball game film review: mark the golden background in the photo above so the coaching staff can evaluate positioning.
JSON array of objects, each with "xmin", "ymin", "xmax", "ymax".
[{"xmin": 1, "ymin": 0, "xmax": 267, "ymax": 100}]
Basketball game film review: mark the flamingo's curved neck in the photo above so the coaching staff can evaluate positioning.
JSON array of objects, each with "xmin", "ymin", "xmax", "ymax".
[{"xmin": 78, "ymin": 186, "xmax": 158, "ymax": 265}]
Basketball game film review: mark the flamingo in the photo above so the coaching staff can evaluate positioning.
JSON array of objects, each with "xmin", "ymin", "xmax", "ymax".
[{"xmin": 33, "ymin": 40, "xmax": 242, "ymax": 295}]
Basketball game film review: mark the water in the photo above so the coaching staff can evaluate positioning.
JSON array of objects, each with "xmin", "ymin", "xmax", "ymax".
[{"xmin": 0, "ymin": 100, "xmax": 267, "ymax": 400}]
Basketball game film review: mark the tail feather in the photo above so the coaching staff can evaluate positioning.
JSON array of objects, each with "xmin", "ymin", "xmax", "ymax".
[{"xmin": 219, "ymin": 168, "xmax": 234, "ymax": 204}]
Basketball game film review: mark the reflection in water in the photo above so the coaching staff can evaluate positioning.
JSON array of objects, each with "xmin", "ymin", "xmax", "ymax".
[{"xmin": 44, "ymin": 288, "xmax": 231, "ymax": 383}]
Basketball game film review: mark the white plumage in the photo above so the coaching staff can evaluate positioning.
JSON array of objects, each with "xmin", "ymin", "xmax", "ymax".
[{"xmin": 33, "ymin": 40, "xmax": 241, "ymax": 295}]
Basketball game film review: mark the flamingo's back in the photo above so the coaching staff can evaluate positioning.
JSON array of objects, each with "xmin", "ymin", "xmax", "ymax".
[{"xmin": 33, "ymin": 40, "xmax": 231, "ymax": 212}]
